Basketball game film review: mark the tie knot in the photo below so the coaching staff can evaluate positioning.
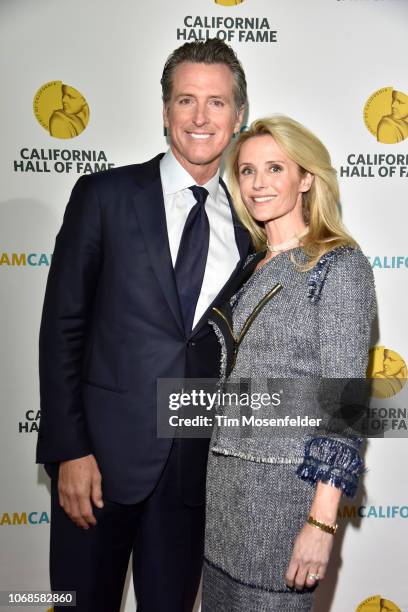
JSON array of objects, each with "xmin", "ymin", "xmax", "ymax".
[{"xmin": 189, "ymin": 185, "xmax": 209, "ymax": 206}]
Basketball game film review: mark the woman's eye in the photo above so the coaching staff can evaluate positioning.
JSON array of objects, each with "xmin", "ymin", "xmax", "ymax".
[
  {"xmin": 270, "ymin": 164, "xmax": 283, "ymax": 173},
  {"xmin": 240, "ymin": 167, "xmax": 253, "ymax": 176}
]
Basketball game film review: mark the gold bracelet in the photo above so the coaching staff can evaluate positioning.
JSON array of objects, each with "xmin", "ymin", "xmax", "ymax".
[{"xmin": 307, "ymin": 514, "xmax": 338, "ymax": 535}]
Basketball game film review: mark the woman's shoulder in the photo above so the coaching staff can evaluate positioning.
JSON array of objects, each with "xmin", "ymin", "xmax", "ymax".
[{"xmin": 307, "ymin": 246, "xmax": 374, "ymax": 303}]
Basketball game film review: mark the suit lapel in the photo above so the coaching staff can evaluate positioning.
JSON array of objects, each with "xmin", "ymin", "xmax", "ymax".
[
  {"xmin": 219, "ymin": 176, "xmax": 251, "ymax": 260},
  {"xmin": 132, "ymin": 155, "xmax": 184, "ymax": 335}
]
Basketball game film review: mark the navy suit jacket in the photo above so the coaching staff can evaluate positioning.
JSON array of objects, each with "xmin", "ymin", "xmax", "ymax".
[{"xmin": 36, "ymin": 154, "xmax": 252, "ymax": 505}]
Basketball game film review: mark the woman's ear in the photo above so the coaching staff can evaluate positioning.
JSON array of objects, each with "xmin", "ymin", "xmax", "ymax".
[{"xmin": 300, "ymin": 172, "xmax": 314, "ymax": 193}]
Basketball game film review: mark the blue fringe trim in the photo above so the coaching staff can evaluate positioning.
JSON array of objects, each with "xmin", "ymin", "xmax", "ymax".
[
  {"xmin": 297, "ymin": 462, "xmax": 359, "ymax": 498},
  {"xmin": 296, "ymin": 436, "xmax": 365, "ymax": 498},
  {"xmin": 302, "ymin": 435, "xmax": 364, "ymax": 472},
  {"xmin": 307, "ymin": 246, "xmax": 354, "ymax": 302}
]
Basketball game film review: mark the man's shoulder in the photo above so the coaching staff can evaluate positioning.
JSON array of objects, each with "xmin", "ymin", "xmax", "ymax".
[{"xmin": 78, "ymin": 153, "xmax": 164, "ymax": 191}]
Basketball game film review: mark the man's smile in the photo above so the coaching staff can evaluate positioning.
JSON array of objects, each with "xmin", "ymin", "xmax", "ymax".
[{"xmin": 187, "ymin": 132, "xmax": 213, "ymax": 139}]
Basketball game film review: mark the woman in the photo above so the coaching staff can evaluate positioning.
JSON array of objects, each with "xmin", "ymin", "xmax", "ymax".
[{"xmin": 203, "ymin": 116, "xmax": 376, "ymax": 611}]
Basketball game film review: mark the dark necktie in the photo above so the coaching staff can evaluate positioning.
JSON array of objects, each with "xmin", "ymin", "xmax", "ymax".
[{"xmin": 175, "ymin": 185, "xmax": 210, "ymax": 335}]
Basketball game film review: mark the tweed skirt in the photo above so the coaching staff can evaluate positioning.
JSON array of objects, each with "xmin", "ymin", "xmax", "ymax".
[{"xmin": 203, "ymin": 452, "xmax": 316, "ymax": 611}]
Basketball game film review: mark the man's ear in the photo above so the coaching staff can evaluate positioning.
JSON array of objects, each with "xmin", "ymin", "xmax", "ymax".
[
  {"xmin": 234, "ymin": 105, "xmax": 245, "ymax": 135},
  {"xmin": 163, "ymin": 103, "xmax": 169, "ymax": 129},
  {"xmin": 300, "ymin": 172, "xmax": 314, "ymax": 193}
]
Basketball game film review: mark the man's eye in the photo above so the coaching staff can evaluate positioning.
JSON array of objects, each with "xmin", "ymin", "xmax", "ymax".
[
  {"xmin": 179, "ymin": 98, "xmax": 192, "ymax": 105},
  {"xmin": 211, "ymin": 99, "xmax": 224, "ymax": 107}
]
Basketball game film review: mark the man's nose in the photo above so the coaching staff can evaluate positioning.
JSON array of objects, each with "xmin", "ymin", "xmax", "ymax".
[{"xmin": 192, "ymin": 102, "xmax": 209, "ymax": 126}]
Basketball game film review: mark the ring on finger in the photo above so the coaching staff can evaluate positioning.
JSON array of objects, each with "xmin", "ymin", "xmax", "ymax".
[{"xmin": 307, "ymin": 573, "xmax": 320, "ymax": 581}]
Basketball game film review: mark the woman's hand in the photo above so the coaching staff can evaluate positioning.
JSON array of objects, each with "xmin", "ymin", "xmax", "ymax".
[{"xmin": 285, "ymin": 522, "xmax": 334, "ymax": 590}]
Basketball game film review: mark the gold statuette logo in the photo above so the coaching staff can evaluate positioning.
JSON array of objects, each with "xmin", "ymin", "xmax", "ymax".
[
  {"xmin": 367, "ymin": 346, "xmax": 407, "ymax": 399},
  {"xmin": 364, "ymin": 87, "xmax": 408, "ymax": 144},
  {"xmin": 356, "ymin": 594, "xmax": 401, "ymax": 611},
  {"xmin": 215, "ymin": 0, "xmax": 244, "ymax": 5},
  {"xmin": 33, "ymin": 81, "xmax": 90, "ymax": 139}
]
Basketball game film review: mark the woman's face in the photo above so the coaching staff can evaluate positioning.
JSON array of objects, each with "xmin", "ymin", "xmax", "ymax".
[{"xmin": 237, "ymin": 134, "xmax": 312, "ymax": 225}]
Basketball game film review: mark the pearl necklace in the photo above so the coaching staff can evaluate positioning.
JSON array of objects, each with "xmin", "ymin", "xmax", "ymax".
[{"xmin": 266, "ymin": 227, "xmax": 309, "ymax": 253}]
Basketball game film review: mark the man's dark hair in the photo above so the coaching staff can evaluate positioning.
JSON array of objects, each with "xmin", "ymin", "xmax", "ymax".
[{"xmin": 161, "ymin": 38, "xmax": 247, "ymax": 112}]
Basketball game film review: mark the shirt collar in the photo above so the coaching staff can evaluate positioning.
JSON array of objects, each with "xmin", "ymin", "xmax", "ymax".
[{"xmin": 160, "ymin": 148, "xmax": 220, "ymax": 201}]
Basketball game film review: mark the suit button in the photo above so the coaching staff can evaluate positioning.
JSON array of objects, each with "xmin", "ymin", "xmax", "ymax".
[{"xmin": 187, "ymin": 341, "xmax": 196, "ymax": 347}]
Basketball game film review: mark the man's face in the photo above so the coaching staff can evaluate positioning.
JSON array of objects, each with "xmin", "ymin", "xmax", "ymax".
[
  {"xmin": 163, "ymin": 62, "xmax": 244, "ymax": 181},
  {"xmin": 62, "ymin": 85, "xmax": 86, "ymax": 115},
  {"xmin": 391, "ymin": 91, "xmax": 408, "ymax": 120},
  {"xmin": 383, "ymin": 351, "xmax": 403, "ymax": 377}
]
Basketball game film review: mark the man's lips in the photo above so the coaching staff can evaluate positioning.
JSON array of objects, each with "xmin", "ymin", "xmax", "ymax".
[{"xmin": 186, "ymin": 131, "xmax": 213, "ymax": 139}]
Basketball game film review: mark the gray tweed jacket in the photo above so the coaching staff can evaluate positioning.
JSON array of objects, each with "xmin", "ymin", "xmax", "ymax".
[{"xmin": 208, "ymin": 246, "xmax": 377, "ymax": 497}]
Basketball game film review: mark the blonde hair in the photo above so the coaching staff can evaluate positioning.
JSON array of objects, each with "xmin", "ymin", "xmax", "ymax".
[{"xmin": 227, "ymin": 115, "xmax": 358, "ymax": 270}]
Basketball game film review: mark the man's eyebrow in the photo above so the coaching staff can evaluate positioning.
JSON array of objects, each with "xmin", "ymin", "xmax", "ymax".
[{"xmin": 174, "ymin": 93, "xmax": 228, "ymax": 99}]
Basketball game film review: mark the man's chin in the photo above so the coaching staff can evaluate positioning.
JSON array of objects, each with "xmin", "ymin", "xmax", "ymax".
[
  {"xmin": 184, "ymin": 152, "xmax": 222, "ymax": 167},
  {"xmin": 170, "ymin": 145, "xmax": 223, "ymax": 172}
]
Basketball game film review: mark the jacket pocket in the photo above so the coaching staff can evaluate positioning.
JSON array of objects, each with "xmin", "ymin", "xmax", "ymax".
[
  {"xmin": 81, "ymin": 327, "xmax": 128, "ymax": 393},
  {"xmin": 80, "ymin": 379, "xmax": 127, "ymax": 394}
]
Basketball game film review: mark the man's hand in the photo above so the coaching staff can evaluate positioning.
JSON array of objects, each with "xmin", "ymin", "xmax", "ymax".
[{"xmin": 58, "ymin": 454, "xmax": 103, "ymax": 529}]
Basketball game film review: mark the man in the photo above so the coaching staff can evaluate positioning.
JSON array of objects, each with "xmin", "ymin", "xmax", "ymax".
[
  {"xmin": 37, "ymin": 38, "xmax": 250, "ymax": 611},
  {"xmin": 49, "ymin": 84, "xmax": 90, "ymax": 138},
  {"xmin": 377, "ymin": 89, "xmax": 408, "ymax": 144}
]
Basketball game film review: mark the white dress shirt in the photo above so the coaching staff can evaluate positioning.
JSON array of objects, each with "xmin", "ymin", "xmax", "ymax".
[{"xmin": 160, "ymin": 149, "xmax": 240, "ymax": 328}]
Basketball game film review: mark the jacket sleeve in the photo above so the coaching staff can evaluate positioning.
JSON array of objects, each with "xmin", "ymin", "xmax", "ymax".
[
  {"xmin": 36, "ymin": 174, "xmax": 102, "ymax": 464},
  {"xmin": 296, "ymin": 248, "xmax": 377, "ymax": 497}
]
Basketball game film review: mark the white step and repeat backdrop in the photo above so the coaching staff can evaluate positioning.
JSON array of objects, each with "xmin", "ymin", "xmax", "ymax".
[{"xmin": 1, "ymin": 1, "xmax": 407, "ymax": 611}]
